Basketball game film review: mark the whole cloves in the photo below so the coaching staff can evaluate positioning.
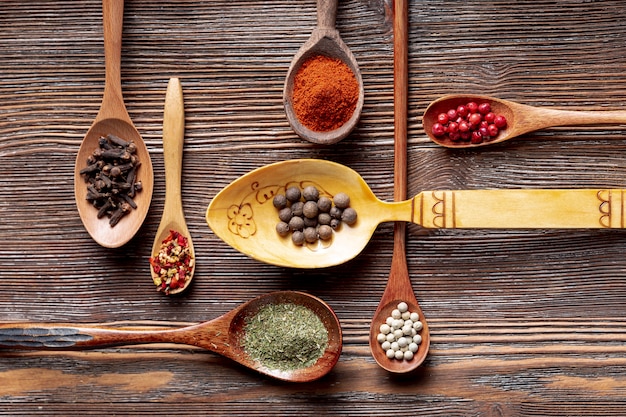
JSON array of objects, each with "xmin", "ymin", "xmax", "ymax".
[{"xmin": 80, "ymin": 134, "xmax": 142, "ymax": 227}]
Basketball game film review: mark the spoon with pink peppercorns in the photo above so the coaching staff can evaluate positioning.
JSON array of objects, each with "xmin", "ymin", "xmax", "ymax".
[{"xmin": 423, "ymin": 94, "xmax": 626, "ymax": 148}]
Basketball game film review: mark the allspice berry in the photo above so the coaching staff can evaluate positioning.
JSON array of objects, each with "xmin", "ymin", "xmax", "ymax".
[
  {"xmin": 318, "ymin": 225, "xmax": 333, "ymax": 240},
  {"xmin": 333, "ymin": 192, "xmax": 350, "ymax": 209},
  {"xmin": 292, "ymin": 230, "xmax": 305, "ymax": 246},
  {"xmin": 304, "ymin": 227, "xmax": 318, "ymax": 243},
  {"xmin": 317, "ymin": 196, "xmax": 332, "ymax": 212},
  {"xmin": 278, "ymin": 207, "xmax": 292, "ymax": 223},
  {"xmin": 276, "ymin": 221, "xmax": 290, "ymax": 236},
  {"xmin": 303, "ymin": 201, "xmax": 319, "ymax": 219},
  {"xmin": 285, "ymin": 186, "xmax": 302, "ymax": 202},
  {"xmin": 273, "ymin": 194, "xmax": 287, "ymax": 209},
  {"xmin": 288, "ymin": 216, "xmax": 305, "ymax": 232},
  {"xmin": 341, "ymin": 207, "xmax": 357, "ymax": 225},
  {"xmin": 303, "ymin": 185, "xmax": 319, "ymax": 201}
]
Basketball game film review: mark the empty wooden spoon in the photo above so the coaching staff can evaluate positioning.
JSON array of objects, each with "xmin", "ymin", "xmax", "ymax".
[
  {"xmin": 74, "ymin": 0, "xmax": 153, "ymax": 247},
  {"xmin": 0, "ymin": 291, "xmax": 342, "ymax": 383},
  {"xmin": 423, "ymin": 94, "xmax": 626, "ymax": 148},
  {"xmin": 149, "ymin": 78, "xmax": 195, "ymax": 295},
  {"xmin": 283, "ymin": 0, "xmax": 364, "ymax": 144},
  {"xmin": 206, "ymin": 158, "xmax": 626, "ymax": 269}
]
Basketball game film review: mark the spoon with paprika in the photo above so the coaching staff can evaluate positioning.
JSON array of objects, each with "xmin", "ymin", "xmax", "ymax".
[
  {"xmin": 283, "ymin": 0, "xmax": 364, "ymax": 145},
  {"xmin": 0, "ymin": 291, "xmax": 342, "ymax": 383}
]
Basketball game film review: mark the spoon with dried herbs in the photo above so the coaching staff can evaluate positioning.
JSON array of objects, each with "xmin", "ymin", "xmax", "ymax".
[
  {"xmin": 74, "ymin": 0, "xmax": 153, "ymax": 248},
  {"xmin": 283, "ymin": 0, "xmax": 364, "ymax": 144},
  {"xmin": 149, "ymin": 78, "xmax": 195, "ymax": 295},
  {"xmin": 423, "ymin": 94, "xmax": 626, "ymax": 148},
  {"xmin": 206, "ymin": 158, "xmax": 626, "ymax": 269},
  {"xmin": 0, "ymin": 291, "xmax": 342, "ymax": 383}
]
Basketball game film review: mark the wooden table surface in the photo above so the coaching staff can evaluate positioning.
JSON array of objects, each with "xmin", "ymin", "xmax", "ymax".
[{"xmin": 2, "ymin": 0, "xmax": 626, "ymax": 415}]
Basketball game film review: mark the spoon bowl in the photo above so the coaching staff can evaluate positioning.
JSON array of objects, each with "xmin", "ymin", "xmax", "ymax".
[
  {"xmin": 0, "ymin": 291, "xmax": 342, "ymax": 383},
  {"xmin": 206, "ymin": 158, "xmax": 626, "ymax": 269},
  {"xmin": 283, "ymin": 0, "xmax": 364, "ymax": 144},
  {"xmin": 150, "ymin": 78, "xmax": 194, "ymax": 295},
  {"xmin": 423, "ymin": 94, "xmax": 626, "ymax": 148},
  {"xmin": 74, "ymin": 0, "xmax": 153, "ymax": 247}
]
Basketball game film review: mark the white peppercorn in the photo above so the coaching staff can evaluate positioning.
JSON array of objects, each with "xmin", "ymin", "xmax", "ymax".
[{"xmin": 376, "ymin": 301, "xmax": 424, "ymax": 362}]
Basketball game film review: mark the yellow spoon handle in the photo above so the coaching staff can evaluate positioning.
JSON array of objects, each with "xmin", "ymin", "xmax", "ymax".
[{"xmin": 414, "ymin": 189, "xmax": 623, "ymax": 229}]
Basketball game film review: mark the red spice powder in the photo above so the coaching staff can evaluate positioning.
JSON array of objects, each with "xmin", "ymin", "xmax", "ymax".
[{"xmin": 292, "ymin": 55, "xmax": 359, "ymax": 132}]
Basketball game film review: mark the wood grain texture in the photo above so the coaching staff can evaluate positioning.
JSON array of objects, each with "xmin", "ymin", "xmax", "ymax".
[{"xmin": 2, "ymin": 0, "xmax": 626, "ymax": 415}]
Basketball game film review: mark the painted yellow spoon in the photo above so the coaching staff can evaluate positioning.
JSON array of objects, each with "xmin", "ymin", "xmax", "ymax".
[
  {"xmin": 424, "ymin": 94, "xmax": 626, "ymax": 148},
  {"xmin": 0, "ymin": 291, "xmax": 342, "ymax": 383},
  {"xmin": 149, "ymin": 78, "xmax": 195, "ymax": 295},
  {"xmin": 206, "ymin": 158, "xmax": 626, "ymax": 269},
  {"xmin": 74, "ymin": 0, "xmax": 153, "ymax": 247}
]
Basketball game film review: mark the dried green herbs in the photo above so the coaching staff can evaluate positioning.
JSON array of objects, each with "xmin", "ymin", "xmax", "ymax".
[{"xmin": 242, "ymin": 303, "xmax": 328, "ymax": 371}]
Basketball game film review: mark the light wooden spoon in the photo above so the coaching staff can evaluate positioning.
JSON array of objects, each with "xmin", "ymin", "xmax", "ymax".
[
  {"xmin": 424, "ymin": 94, "xmax": 626, "ymax": 148},
  {"xmin": 150, "ymin": 78, "xmax": 195, "ymax": 295},
  {"xmin": 283, "ymin": 0, "xmax": 364, "ymax": 144},
  {"xmin": 0, "ymin": 291, "xmax": 342, "ymax": 383},
  {"xmin": 369, "ymin": 0, "xmax": 429, "ymax": 373},
  {"xmin": 74, "ymin": 0, "xmax": 153, "ymax": 248},
  {"xmin": 206, "ymin": 158, "xmax": 626, "ymax": 269}
]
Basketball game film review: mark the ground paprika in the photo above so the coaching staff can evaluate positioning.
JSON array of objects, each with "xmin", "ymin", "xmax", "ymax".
[{"xmin": 292, "ymin": 54, "xmax": 359, "ymax": 132}]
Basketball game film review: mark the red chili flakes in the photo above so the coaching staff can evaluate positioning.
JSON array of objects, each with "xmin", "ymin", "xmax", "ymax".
[{"xmin": 149, "ymin": 230, "xmax": 194, "ymax": 295}]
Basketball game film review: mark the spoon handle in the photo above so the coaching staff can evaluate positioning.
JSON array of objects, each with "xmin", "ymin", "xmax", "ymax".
[
  {"xmin": 0, "ymin": 321, "xmax": 231, "ymax": 354},
  {"xmin": 412, "ymin": 188, "xmax": 626, "ymax": 229},
  {"xmin": 162, "ymin": 77, "xmax": 185, "ymax": 214},
  {"xmin": 317, "ymin": 0, "xmax": 337, "ymax": 30},
  {"xmin": 0, "ymin": 323, "xmax": 184, "ymax": 350},
  {"xmin": 100, "ymin": 0, "xmax": 126, "ymax": 114},
  {"xmin": 520, "ymin": 104, "xmax": 626, "ymax": 133}
]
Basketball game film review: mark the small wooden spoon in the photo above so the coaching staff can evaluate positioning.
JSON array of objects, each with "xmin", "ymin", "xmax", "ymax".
[
  {"xmin": 369, "ymin": 0, "xmax": 429, "ymax": 373},
  {"xmin": 0, "ymin": 291, "xmax": 342, "ymax": 383},
  {"xmin": 424, "ymin": 94, "xmax": 626, "ymax": 148},
  {"xmin": 283, "ymin": 0, "xmax": 364, "ymax": 144},
  {"xmin": 150, "ymin": 78, "xmax": 195, "ymax": 295},
  {"xmin": 74, "ymin": 0, "xmax": 153, "ymax": 247}
]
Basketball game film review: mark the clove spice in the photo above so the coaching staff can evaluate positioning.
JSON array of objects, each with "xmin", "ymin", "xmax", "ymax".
[{"xmin": 79, "ymin": 133, "xmax": 142, "ymax": 226}]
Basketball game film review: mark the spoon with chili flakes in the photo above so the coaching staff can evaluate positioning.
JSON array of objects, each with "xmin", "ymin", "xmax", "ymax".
[{"xmin": 149, "ymin": 78, "xmax": 195, "ymax": 295}]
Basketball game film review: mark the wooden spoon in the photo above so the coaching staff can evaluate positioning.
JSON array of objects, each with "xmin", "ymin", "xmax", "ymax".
[
  {"xmin": 369, "ymin": 0, "xmax": 429, "ymax": 373},
  {"xmin": 206, "ymin": 158, "xmax": 626, "ymax": 269},
  {"xmin": 283, "ymin": 0, "xmax": 364, "ymax": 144},
  {"xmin": 74, "ymin": 0, "xmax": 153, "ymax": 247},
  {"xmin": 150, "ymin": 78, "xmax": 195, "ymax": 295},
  {"xmin": 0, "ymin": 291, "xmax": 342, "ymax": 383},
  {"xmin": 424, "ymin": 94, "xmax": 626, "ymax": 148}
]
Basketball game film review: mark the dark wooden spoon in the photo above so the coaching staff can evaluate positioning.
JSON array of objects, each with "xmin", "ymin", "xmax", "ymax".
[
  {"xmin": 283, "ymin": 0, "xmax": 364, "ymax": 144},
  {"xmin": 369, "ymin": 0, "xmax": 430, "ymax": 373},
  {"xmin": 0, "ymin": 291, "xmax": 342, "ymax": 383}
]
